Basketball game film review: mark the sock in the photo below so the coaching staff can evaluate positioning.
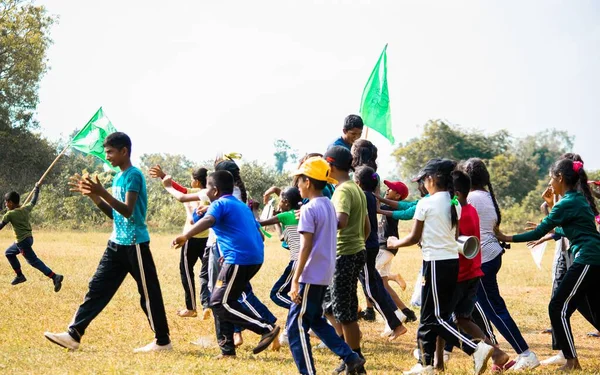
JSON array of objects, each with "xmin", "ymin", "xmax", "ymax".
[
  {"xmin": 353, "ymin": 348, "xmax": 364, "ymax": 359},
  {"xmin": 520, "ymin": 349, "xmax": 531, "ymax": 357},
  {"xmin": 48, "ymin": 272, "xmax": 56, "ymax": 279}
]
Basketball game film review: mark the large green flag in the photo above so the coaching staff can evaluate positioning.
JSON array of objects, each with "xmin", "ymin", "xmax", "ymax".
[
  {"xmin": 70, "ymin": 107, "xmax": 118, "ymax": 170},
  {"xmin": 360, "ymin": 44, "xmax": 394, "ymax": 144}
]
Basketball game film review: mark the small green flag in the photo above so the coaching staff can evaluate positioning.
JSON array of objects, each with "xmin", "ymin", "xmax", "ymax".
[
  {"xmin": 360, "ymin": 44, "xmax": 394, "ymax": 144},
  {"xmin": 70, "ymin": 107, "xmax": 118, "ymax": 170}
]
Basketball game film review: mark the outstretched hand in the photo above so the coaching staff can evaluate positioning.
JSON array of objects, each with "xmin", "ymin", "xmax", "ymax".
[
  {"xmin": 149, "ymin": 165, "xmax": 166, "ymax": 179},
  {"xmin": 172, "ymin": 235, "xmax": 187, "ymax": 249},
  {"xmin": 524, "ymin": 221, "xmax": 538, "ymax": 231},
  {"xmin": 493, "ymin": 225, "xmax": 509, "ymax": 242},
  {"xmin": 387, "ymin": 236, "xmax": 400, "ymax": 249}
]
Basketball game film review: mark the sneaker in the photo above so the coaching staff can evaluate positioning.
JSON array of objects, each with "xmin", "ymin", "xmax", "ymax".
[
  {"xmin": 176, "ymin": 309, "xmax": 197, "ymax": 318},
  {"xmin": 381, "ymin": 325, "xmax": 393, "ymax": 337},
  {"xmin": 402, "ymin": 308, "xmax": 418, "ymax": 323},
  {"xmin": 331, "ymin": 360, "xmax": 346, "ymax": 375},
  {"xmin": 44, "ymin": 331, "xmax": 80, "ymax": 350},
  {"xmin": 355, "ymin": 364, "xmax": 367, "ymax": 374},
  {"xmin": 252, "ymin": 325, "xmax": 280, "ymax": 354},
  {"xmin": 279, "ymin": 330, "xmax": 289, "ymax": 346},
  {"xmin": 52, "ymin": 274, "xmax": 64, "ymax": 292},
  {"xmin": 359, "ymin": 308, "xmax": 375, "ymax": 322},
  {"xmin": 403, "ymin": 363, "xmax": 434, "ymax": 375},
  {"xmin": 509, "ymin": 352, "xmax": 540, "ymax": 371},
  {"xmin": 413, "ymin": 348, "xmax": 421, "ymax": 361},
  {"xmin": 345, "ymin": 354, "xmax": 367, "ymax": 374},
  {"xmin": 473, "ymin": 341, "xmax": 494, "ymax": 375},
  {"xmin": 541, "ymin": 328, "xmax": 552, "ymax": 334},
  {"xmin": 11, "ymin": 274, "xmax": 26, "ymax": 285},
  {"xmin": 588, "ymin": 331, "xmax": 600, "ymax": 338},
  {"xmin": 314, "ymin": 341, "xmax": 328, "ymax": 350},
  {"xmin": 133, "ymin": 340, "xmax": 173, "ymax": 353},
  {"xmin": 395, "ymin": 309, "xmax": 408, "ymax": 323},
  {"xmin": 540, "ymin": 352, "xmax": 567, "ymax": 366},
  {"xmin": 202, "ymin": 308, "xmax": 212, "ymax": 320}
]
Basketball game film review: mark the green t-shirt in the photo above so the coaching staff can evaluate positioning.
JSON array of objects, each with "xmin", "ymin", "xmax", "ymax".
[
  {"xmin": 2, "ymin": 204, "xmax": 34, "ymax": 243},
  {"xmin": 331, "ymin": 180, "xmax": 367, "ymax": 256}
]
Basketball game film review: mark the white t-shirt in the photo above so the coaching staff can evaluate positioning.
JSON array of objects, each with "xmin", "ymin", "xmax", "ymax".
[
  {"xmin": 413, "ymin": 191, "xmax": 461, "ymax": 261},
  {"xmin": 467, "ymin": 190, "xmax": 503, "ymax": 264}
]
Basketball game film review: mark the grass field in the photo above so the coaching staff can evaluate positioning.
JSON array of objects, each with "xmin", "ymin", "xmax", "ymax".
[{"xmin": 0, "ymin": 231, "xmax": 599, "ymax": 374}]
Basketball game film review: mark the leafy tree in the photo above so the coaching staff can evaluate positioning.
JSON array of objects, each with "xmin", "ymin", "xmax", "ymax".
[
  {"xmin": 240, "ymin": 161, "xmax": 292, "ymax": 205},
  {"xmin": 487, "ymin": 153, "xmax": 538, "ymax": 206},
  {"xmin": 273, "ymin": 139, "xmax": 297, "ymax": 174},
  {"xmin": 0, "ymin": 0, "xmax": 56, "ymax": 130},
  {"xmin": 393, "ymin": 119, "xmax": 510, "ymax": 180},
  {"xmin": 514, "ymin": 129, "xmax": 574, "ymax": 180}
]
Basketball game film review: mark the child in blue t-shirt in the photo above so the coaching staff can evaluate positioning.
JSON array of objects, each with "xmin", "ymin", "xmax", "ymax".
[{"xmin": 173, "ymin": 170, "xmax": 280, "ymax": 357}]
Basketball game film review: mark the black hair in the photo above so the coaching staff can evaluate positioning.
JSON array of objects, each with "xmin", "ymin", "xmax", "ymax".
[
  {"xmin": 560, "ymin": 153, "xmax": 583, "ymax": 162},
  {"xmin": 209, "ymin": 171, "xmax": 234, "ymax": 196},
  {"xmin": 192, "ymin": 167, "xmax": 208, "ymax": 188},
  {"xmin": 215, "ymin": 160, "xmax": 247, "ymax": 203},
  {"xmin": 103, "ymin": 132, "xmax": 132, "ymax": 156},
  {"xmin": 354, "ymin": 166, "xmax": 378, "ymax": 192},
  {"xmin": 4, "ymin": 191, "xmax": 20, "ymax": 205},
  {"xmin": 551, "ymin": 158, "xmax": 599, "ymax": 216},
  {"xmin": 425, "ymin": 158, "xmax": 459, "ymax": 228},
  {"xmin": 281, "ymin": 187, "xmax": 303, "ymax": 210},
  {"xmin": 463, "ymin": 157, "xmax": 502, "ymax": 225},
  {"xmin": 343, "ymin": 114, "xmax": 364, "ymax": 131},
  {"xmin": 351, "ymin": 139, "xmax": 378, "ymax": 171},
  {"xmin": 299, "ymin": 175, "xmax": 327, "ymax": 191},
  {"xmin": 452, "ymin": 170, "xmax": 471, "ymax": 197}
]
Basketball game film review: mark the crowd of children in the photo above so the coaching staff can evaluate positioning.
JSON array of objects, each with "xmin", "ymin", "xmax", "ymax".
[{"xmin": 2, "ymin": 113, "xmax": 600, "ymax": 374}]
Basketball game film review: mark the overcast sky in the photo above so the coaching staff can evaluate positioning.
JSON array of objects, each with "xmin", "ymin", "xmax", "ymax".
[{"xmin": 35, "ymin": 0, "xmax": 600, "ymax": 177}]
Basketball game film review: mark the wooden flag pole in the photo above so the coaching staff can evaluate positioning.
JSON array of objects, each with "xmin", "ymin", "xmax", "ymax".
[
  {"xmin": 364, "ymin": 126, "xmax": 370, "ymax": 140},
  {"xmin": 22, "ymin": 146, "xmax": 70, "ymax": 205}
]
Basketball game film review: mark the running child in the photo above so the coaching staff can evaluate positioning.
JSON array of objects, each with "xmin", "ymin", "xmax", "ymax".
[
  {"xmin": 172, "ymin": 170, "xmax": 280, "ymax": 357},
  {"xmin": 149, "ymin": 165, "xmax": 211, "ymax": 318},
  {"xmin": 387, "ymin": 158, "xmax": 493, "ymax": 375},
  {"xmin": 45, "ymin": 132, "xmax": 171, "ymax": 353},
  {"xmin": 1, "ymin": 184, "xmax": 63, "ymax": 291},
  {"xmin": 287, "ymin": 156, "xmax": 366, "ymax": 375},
  {"xmin": 495, "ymin": 158, "xmax": 600, "ymax": 373}
]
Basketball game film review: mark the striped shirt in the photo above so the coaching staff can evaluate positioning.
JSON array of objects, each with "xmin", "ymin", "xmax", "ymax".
[
  {"xmin": 277, "ymin": 210, "xmax": 301, "ymax": 261},
  {"xmin": 467, "ymin": 190, "xmax": 504, "ymax": 264}
]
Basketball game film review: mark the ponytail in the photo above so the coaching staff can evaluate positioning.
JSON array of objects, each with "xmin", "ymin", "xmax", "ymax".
[
  {"xmin": 448, "ymin": 181, "xmax": 459, "ymax": 228},
  {"xmin": 487, "ymin": 182, "xmax": 502, "ymax": 225},
  {"xmin": 577, "ymin": 168, "xmax": 599, "ymax": 216},
  {"xmin": 235, "ymin": 175, "xmax": 248, "ymax": 204}
]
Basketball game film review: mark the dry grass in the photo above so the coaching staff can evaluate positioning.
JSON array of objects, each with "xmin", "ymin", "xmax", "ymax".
[{"xmin": 0, "ymin": 230, "xmax": 599, "ymax": 374}]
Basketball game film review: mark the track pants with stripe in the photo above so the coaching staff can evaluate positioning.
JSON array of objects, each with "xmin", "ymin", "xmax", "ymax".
[
  {"xmin": 270, "ymin": 260, "xmax": 296, "ymax": 309},
  {"xmin": 418, "ymin": 259, "xmax": 477, "ymax": 366},
  {"xmin": 68, "ymin": 241, "xmax": 170, "ymax": 345},
  {"xmin": 549, "ymin": 262, "xmax": 600, "ymax": 359},
  {"xmin": 235, "ymin": 283, "xmax": 278, "ymax": 333},
  {"xmin": 359, "ymin": 248, "xmax": 402, "ymax": 330},
  {"xmin": 210, "ymin": 263, "xmax": 274, "ymax": 353},
  {"xmin": 180, "ymin": 237, "xmax": 209, "ymax": 311},
  {"xmin": 287, "ymin": 283, "xmax": 360, "ymax": 375},
  {"xmin": 476, "ymin": 253, "xmax": 529, "ymax": 354}
]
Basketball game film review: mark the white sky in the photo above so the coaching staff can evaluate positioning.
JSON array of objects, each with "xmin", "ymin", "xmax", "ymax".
[{"xmin": 36, "ymin": 0, "xmax": 600, "ymax": 177}]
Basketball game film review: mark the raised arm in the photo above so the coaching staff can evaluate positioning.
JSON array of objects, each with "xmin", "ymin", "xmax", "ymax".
[
  {"xmin": 162, "ymin": 177, "xmax": 199, "ymax": 202},
  {"xmin": 387, "ymin": 219, "xmax": 424, "ymax": 249}
]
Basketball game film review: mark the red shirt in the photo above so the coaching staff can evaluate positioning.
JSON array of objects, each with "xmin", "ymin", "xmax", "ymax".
[{"xmin": 458, "ymin": 203, "xmax": 484, "ymax": 282}]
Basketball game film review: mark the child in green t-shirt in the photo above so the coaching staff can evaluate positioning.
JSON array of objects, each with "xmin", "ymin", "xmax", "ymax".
[{"xmin": 1, "ymin": 184, "xmax": 63, "ymax": 291}]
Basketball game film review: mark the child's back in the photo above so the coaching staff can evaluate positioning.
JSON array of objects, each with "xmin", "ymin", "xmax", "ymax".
[
  {"xmin": 415, "ymin": 191, "xmax": 461, "ymax": 261},
  {"xmin": 332, "ymin": 180, "xmax": 367, "ymax": 255}
]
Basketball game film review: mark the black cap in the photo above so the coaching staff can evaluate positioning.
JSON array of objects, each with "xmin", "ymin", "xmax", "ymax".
[
  {"xmin": 215, "ymin": 160, "xmax": 239, "ymax": 174},
  {"xmin": 411, "ymin": 158, "xmax": 456, "ymax": 182},
  {"xmin": 324, "ymin": 146, "xmax": 353, "ymax": 171}
]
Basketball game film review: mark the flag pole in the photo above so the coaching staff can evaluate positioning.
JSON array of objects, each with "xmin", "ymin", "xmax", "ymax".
[
  {"xmin": 22, "ymin": 146, "xmax": 70, "ymax": 205},
  {"xmin": 364, "ymin": 126, "xmax": 369, "ymax": 140}
]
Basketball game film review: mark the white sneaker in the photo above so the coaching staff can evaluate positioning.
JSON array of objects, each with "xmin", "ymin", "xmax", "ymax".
[
  {"xmin": 473, "ymin": 341, "xmax": 494, "ymax": 375},
  {"xmin": 279, "ymin": 330, "xmax": 289, "ymax": 346},
  {"xmin": 44, "ymin": 332, "xmax": 80, "ymax": 350},
  {"xmin": 540, "ymin": 351, "xmax": 567, "ymax": 366},
  {"xmin": 395, "ymin": 309, "xmax": 408, "ymax": 323},
  {"xmin": 510, "ymin": 352, "xmax": 540, "ymax": 371},
  {"xmin": 133, "ymin": 340, "xmax": 173, "ymax": 353},
  {"xmin": 413, "ymin": 348, "xmax": 421, "ymax": 361},
  {"xmin": 381, "ymin": 325, "xmax": 393, "ymax": 337},
  {"xmin": 403, "ymin": 363, "xmax": 434, "ymax": 375},
  {"xmin": 313, "ymin": 341, "xmax": 328, "ymax": 350}
]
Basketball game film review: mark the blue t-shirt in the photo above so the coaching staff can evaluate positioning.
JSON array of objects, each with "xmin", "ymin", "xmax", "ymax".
[
  {"xmin": 207, "ymin": 195, "xmax": 264, "ymax": 265},
  {"xmin": 110, "ymin": 166, "xmax": 150, "ymax": 245},
  {"xmin": 327, "ymin": 136, "xmax": 351, "ymax": 151}
]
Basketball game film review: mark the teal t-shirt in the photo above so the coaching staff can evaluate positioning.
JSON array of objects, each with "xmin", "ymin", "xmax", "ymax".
[{"xmin": 110, "ymin": 166, "xmax": 150, "ymax": 245}]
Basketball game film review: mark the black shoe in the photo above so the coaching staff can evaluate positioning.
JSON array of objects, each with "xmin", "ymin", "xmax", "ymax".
[
  {"xmin": 332, "ymin": 360, "xmax": 346, "ymax": 375},
  {"xmin": 402, "ymin": 308, "xmax": 418, "ymax": 323},
  {"xmin": 345, "ymin": 355, "xmax": 366, "ymax": 374},
  {"xmin": 252, "ymin": 325, "xmax": 280, "ymax": 354},
  {"xmin": 53, "ymin": 274, "xmax": 64, "ymax": 292},
  {"xmin": 11, "ymin": 274, "xmax": 26, "ymax": 285},
  {"xmin": 355, "ymin": 365, "xmax": 367, "ymax": 375},
  {"xmin": 359, "ymin": 308, "xmax": 375, "ymax": 322}
]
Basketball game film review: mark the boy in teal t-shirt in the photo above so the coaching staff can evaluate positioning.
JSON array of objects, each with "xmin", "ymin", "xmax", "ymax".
[{"xmin": 44, "ymin": 132, "xmax": 171, "ymax": 354}]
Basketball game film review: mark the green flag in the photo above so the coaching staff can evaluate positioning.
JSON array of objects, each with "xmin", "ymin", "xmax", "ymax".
[
  {"xmin": 70, "ymin": 107, "xmax": 118, "ymax": 170},
  {"xmin": 359, "ymin": 44, "xmax": 394, "ymax": 144}
]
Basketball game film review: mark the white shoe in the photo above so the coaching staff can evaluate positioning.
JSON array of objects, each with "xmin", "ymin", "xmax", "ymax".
[
  {"xmin": 473, "ymin": 341, "xmax": 494, "ymax": 375},
  {"xmin": 313, "ymin": 341, "xmax": 328, "ymax": 350},
  {"xmin": 403, "ymin": 363, "xmax": 434, "ymax": 375},
  {"xmin": 133, "ymin": 339, "xmax": 173, "ymax": 353},
  {"xmin": 413, "ymin": 348, "xmax": 421, "ymax": 361},
  {"xmin": 510, "ymin": 352, "xmax": 540, "ymax": 371},
  {"xmin": 395, "ymin": 309, "xmax": 408, "ymax": 323},
  {"xmin": 540, "ymin": 351, "xmax": 567, "ymax": 366},
  {"xmin": 44, "ymin": 332, "xmax": 80, "ymax": 350},
  {"xmin": 279, "ymin": 331, "xmax": 289, "ymax": 346},
  {"xmin": 381, "ymin": 325, "xmax": 393, "ymax": 337}
]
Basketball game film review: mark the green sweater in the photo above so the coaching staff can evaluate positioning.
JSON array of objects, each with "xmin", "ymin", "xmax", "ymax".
[{"xmin": 513, "ymin": 190, "xmax": 600, "ymax": 266}]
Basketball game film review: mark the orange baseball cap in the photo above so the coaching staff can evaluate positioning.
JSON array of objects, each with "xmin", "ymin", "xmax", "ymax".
[{"xmin": 293, "ymin": 156, "xmax": 338, "ymax": 184}]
